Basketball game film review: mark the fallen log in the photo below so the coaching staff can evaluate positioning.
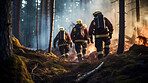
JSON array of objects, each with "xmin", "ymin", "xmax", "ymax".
[{"xmin": 75, "ymin": 62, "xmax": 104, "ymax": 82}]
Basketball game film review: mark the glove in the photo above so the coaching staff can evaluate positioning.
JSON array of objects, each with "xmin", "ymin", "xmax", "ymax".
[
  {"xmin": 70, "ymin": 43, "xmax": 72, "ymax": 48},
  {"xmin": 72, "ymin": 39, "xmax": 75, "ymax": 43},
  {"xmin": 54, "ymin": 44, "xmax": 56, "ymax": 48},
  {"xmin": 109, "ymin": 33, "xmax": 112, "ymax": 39},
  {"xmin": 90, "ymin": 36, "xmax": 94, "ymax": 43},
  {"xmin": 87, "ymin": 39, "xmax": 90, "ymax": 44}
]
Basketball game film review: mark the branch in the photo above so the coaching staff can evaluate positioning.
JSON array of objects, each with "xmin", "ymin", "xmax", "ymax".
[
  {"xmin": 75, "ymin": 62, "xmax": 104, "ymax": 82},
  {"xmin": 31, "ymin": 63, "xmax": 39, "ymax": 74}
]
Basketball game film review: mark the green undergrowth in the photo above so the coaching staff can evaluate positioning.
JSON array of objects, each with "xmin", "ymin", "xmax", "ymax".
[{"xmin": 87, "ymin": 44, "xmax": 148, "ymax": 83}]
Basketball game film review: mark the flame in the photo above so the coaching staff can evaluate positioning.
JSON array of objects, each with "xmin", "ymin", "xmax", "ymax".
[
  {"xmin": 135, "ymin": 26, "xmax": 148, "ymax": 47},
  {"xmin": 86, "ymin": 43, "xmax": 96, "ymax": 56}
]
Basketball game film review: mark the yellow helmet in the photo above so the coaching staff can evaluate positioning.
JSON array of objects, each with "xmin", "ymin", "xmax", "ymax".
[
  {"xmin": 77, "ymin": 19, "xmax": 82, "ymax": 24},
  {"xmin": 93, "ymin": 10, "xmax": 102, "ymax": 16},
  {"xmin": 83, "ymin": 24, "xmax": 87, "ymax": 28},
  {"xmin": 60, "ymin": 27, "xmax": 64, "ymax": 31}
]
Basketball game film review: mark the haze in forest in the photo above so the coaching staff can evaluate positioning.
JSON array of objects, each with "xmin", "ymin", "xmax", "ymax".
[{"xmin": 13, "ymin": 0, "xmax": 148, "ymax": 50}]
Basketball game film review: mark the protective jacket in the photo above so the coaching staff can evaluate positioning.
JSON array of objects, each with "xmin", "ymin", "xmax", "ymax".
[
  {"xmin": 89, "ymin": 16, "xmax": 113, "ymax": 59},
  {"xmin": 71, "ymin": 24, "xmax": 89, "ymax": 43},
  {"xmin": 54, "ymin": 31, "xmax": 72, "ymax": 47},
  {"xmin": 89, "ymin": 17, "xmax": 113, "ymax": 38}
]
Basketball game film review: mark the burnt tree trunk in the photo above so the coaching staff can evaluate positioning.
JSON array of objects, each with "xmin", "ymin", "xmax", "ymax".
[
  {"xmin": 39, "ymin": 0, "xmax": 44, "ymax": 49},
  {"xmin": 0, "ymin": 0, "xmax": 13, "ymax": 64},
  {"xmin": 48, "ymin": 0, "xmax": 55, "ymax": 53},
  {"xmin": 12, "ymin": 0, "xmax": 21, "ymax": 41},
  {"xmin": 117, "ymin": 0, "xmax": 125, "ymax": 54}
]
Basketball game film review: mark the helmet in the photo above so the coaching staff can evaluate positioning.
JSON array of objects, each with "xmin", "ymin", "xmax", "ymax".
[
  {"xmin": 77, "ymin": 19, "xmax": 82, "ymax": 24},
  {"xmin": 83, "ymin": 24, "xmax": 87, "ymax": 28},
  {"xmin": 93, "ymin": 10, "xmax": 102, "ymax": 16},
  {"xmin": 60, "ymin": 27, "xmax": 64, "ymax": 31}
]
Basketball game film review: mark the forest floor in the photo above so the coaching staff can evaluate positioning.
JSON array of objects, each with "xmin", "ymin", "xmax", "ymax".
[{"xmin": 12, "ymin": 36, "xmax": 148, "ymax": 83}]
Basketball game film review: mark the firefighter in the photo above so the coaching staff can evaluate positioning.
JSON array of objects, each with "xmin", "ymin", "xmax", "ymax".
[
  {"xmin": 89, "ymin": 10, "xmax": 113, "ymax": 59},
  {"xmin": 53, "ymin": 27, "xmax": 72, "ymax": 58},
  {"xmin": 71, "ymin": 19, "xmax": 89, "ymax": 62}
]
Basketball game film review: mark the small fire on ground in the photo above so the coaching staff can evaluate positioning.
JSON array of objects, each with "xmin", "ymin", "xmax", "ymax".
[{"xmin": 135, "ymin": 26, "xmax": 148, "ymax": 47}]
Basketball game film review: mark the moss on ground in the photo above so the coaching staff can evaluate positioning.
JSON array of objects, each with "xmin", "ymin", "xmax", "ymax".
[
  {"xmin": 12, "ymin": 35, "xmax": 22, "ymax": 47},
  {"xmin": 10, "ymin": 36, "xmax": 69, "ymax": 82},
  {"xmin": 87, "ymin": 45, "xmax": 148, "ymax": 83},
  {"xmin": 0, "ymin": 55, "xmax": 34, "ymax": 83}
]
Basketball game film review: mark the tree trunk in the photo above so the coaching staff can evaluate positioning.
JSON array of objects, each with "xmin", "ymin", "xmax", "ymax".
[
  {"xmin": 136, "ymin": 0, "xmax": 140, "ymax": 23},
  {"xmin": 39, "ymin": 0, "xmax": 44, "ymax": 49},
  {"xmin": 48, "ymin": 0, "xmax": 55, "ymax": 53},
  {"xmin": 46, "ymin": 0, "xmax": 49, "ymax": 48},
  {"xmin": 80, "ymin": 0, "xmax": 83, "ymax": 9},
  {"xmin": 136, "ymin": 0, "xmax": 140, "ymax": 35},
  {"xmin": 117, "ymin": 0, "xmax": 125, "ymax": 54},
  {"xmin": 12, "ymin": 0, "xmax": 21, "ymax": 41},
  {"xmin": 18, "ymin": 0, "xmax": 21, "ymax": 41},
  {"xmin": 72, "ymin": 0, "xmax": 74, "ymax": 21},
  {"xmin": 131, "ymin": 0, "xmax": 134, "ymax": 29},
  {"xmin": 37, "ymin": 0, "xmax": 39, "ymax": 50},
  {"xmin": 0, "ymin": 0, "xmax": 13, "ymax": 64}
]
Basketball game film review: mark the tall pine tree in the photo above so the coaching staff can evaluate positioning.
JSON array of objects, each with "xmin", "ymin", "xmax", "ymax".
[
  {"xmin": 117, "ymin": 0, "xmax": 125, "ymax": 54},
  {"xmin": 0, "ymin": 0, "xmax": 13, "ymax": 64}
]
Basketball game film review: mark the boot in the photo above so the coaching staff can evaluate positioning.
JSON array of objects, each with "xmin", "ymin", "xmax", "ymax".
[
  {"xmin": 98, "ymin": 54, "xmax": 103, "ymax": 60},
  {"xmin": 78, "ymin": 55, "xmax": 82, "ymax": 62},
  {"xmin": 65, "ymin": 55, "xmax": 68, "ymax": 58}
]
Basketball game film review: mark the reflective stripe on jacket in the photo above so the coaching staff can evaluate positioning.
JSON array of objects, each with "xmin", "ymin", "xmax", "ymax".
[{"xmin": 95, "ymin": 34, "xmax": 109, "ymax": 38}]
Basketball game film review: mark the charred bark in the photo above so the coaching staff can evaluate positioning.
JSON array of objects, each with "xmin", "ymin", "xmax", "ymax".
[
  {"xmin": 0, "ymin": 0, "xmax": 13, "ymax": 64},
  {"xmin": 117, "ymin": 0, "xmax": 125, "ymax": 54},
  {"xmin": 48, "ymin": 0, "xmax": 55, "ymax": 53}
]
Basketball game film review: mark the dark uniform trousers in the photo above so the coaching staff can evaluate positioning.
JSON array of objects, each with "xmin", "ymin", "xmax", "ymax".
[
  {"xmin": 95, "ymin": 37, "xmax": 110, "ymax": 59},
  {"xmin": 59, "ymin": 45, "xmax": 69, "ymax": 58},
  {"xmin": 75, "ymin": 42, "xmax": 87, "ymax": 61}
]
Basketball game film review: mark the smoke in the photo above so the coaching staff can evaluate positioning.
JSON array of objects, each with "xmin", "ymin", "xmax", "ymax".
[
  {"xmin": 54, "ymin": 0, "xmax": 115, "ymax": 38},
  {"xmin": 21, "ymin": 0, "xmax": 148, "ymax": 50}
]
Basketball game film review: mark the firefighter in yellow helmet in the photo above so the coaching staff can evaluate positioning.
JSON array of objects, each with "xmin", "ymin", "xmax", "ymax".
[
  {"xmin": 53, "ymin": 27, "xmax": 72, "ymax": 58},
  {"xmin": 71, "ymin": 19, "xmax": 89, "ymax": 62},
  {"xmin": 89, "ymin": 10, "xmax": 113, "ymax": 59}
]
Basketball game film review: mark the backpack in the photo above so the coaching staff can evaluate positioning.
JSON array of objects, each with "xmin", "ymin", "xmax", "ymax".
[
  {"xmin": 94, "ymin": 14, "xmax": 107, "ymax": 34},
  {"xmin": 59, "ymin": 31, "xmax": 66, "ymax": 42},
  {"xmin": 75, "ymin": 24, "xmax": 85, "ymax": 39}
]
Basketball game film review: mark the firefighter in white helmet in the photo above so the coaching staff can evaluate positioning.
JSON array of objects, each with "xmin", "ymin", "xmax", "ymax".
[{"xmin": 53, "ymin": 27, "xmax": 72, "ymax": 58}]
